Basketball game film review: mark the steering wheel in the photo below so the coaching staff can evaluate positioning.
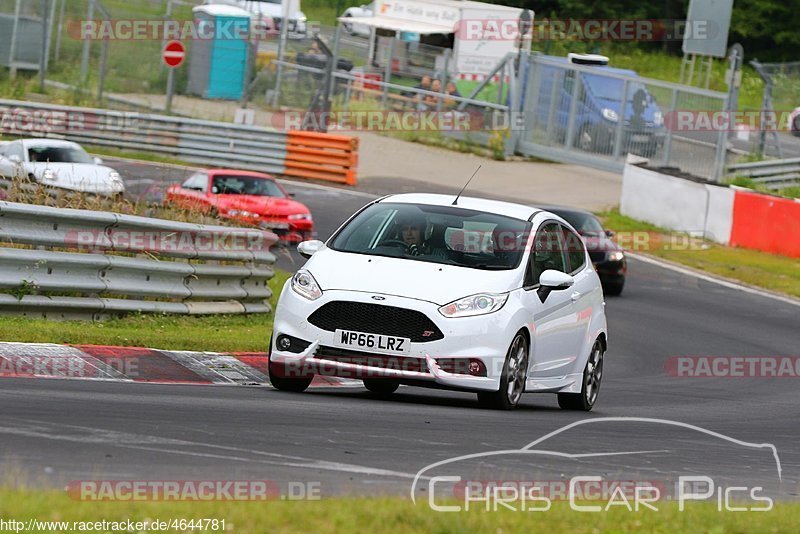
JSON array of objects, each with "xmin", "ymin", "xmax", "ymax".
[{"xmin": 380, "ymin": 239, "xmax": 412, "ymax": 253}]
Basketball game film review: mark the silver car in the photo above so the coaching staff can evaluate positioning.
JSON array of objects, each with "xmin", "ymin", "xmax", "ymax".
[{"xmin": 0, "ymin": 139, "xmax": 125, "ymax": 197}]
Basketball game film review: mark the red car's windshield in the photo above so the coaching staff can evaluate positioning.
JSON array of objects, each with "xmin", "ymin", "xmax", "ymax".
[{"xmin": 211, "ymin": 175, "xmax": 286, "ymax": 198}]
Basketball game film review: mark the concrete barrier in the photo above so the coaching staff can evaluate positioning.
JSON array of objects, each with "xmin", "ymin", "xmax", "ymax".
[{"xmin": 621, "ymin": 160, "xmax": 799, "ymax": 256}]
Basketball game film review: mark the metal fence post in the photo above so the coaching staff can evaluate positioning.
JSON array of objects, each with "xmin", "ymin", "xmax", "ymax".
[
  {"xmin": 97, "ymin": 38, "xmax": 109, "ymax": 102},
  {"xmin": 564, "ymin": 70, "xmax": 581, "ymax": 149},
  {"xmin": 8, "ymin": 0, "xmax": 22, "ymax": 78},
  {"xmin": 712, "ymin": 95, "xmax": 731, "ymax": 182},
  {"xmin": 660, "ymin": 88, "xmax": 678, "ymax": 167},
  {"xmin": 80, "ymin": 0, "xmax": 94, "ymax": 83},
  {"xmin": 524, "ymin": 55, "xmax": 541, "ymax": 142},
  {"xmin": 611, "ymin": 80, "xmax": 629, "ymax": 160},
  {"xmin": 382, "ymin": 35, "xmax": 395, "ymax": 108},
  {"xmin": 544, "ymin": 70, "xmax": 561, "ymax": 145}
]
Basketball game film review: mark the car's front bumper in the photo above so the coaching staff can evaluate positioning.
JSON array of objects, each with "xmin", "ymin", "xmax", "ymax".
[{"xmin": 271, "ymin": 285, "xmax": 518, "ymax": 392}]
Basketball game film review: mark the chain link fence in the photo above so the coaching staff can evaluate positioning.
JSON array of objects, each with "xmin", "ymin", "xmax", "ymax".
[
  {"xmin": 518, "ymin": 54, "xmax": 730, "ymax": 181},
  {"xmin": 750, "ymin": 59, "xmax": 800, "ymax": 157}
]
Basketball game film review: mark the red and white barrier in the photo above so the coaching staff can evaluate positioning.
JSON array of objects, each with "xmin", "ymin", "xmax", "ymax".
[{"xmin": 621, "ymin": 161, "xmax": 799, "ymax": 258}]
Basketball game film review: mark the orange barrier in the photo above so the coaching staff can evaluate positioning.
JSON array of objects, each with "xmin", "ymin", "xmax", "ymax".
[
  {"xmin": 729, "ymin": 190, "xmax": 800, "ymax": 258},
  {"xmin": 284, "ymin": 131, "xmax": 359, "ymax": 185}
]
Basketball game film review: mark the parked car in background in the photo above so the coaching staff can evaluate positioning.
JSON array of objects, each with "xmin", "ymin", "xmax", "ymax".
[
  {"xmin": 164, "ymin": 169, "xmax": 313, "ymax": 241},
  {"xmin": 547, "ymin": 206, "xmax": 626, "ymax": 296},
  {"xmin": 0, "ymin": 139, "xmax": 125, "ymax": 197},
  {"xmin": 537, "ymin": 54, "xmax": 666, "ymax": 158},
  {"xmin": 341, "ymin": 2, "xmax": 374, "ymax": 37}
]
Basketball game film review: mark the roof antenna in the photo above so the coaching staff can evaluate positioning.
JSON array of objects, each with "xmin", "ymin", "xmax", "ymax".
[{"xmin": 452, "ymin": 165, "xmax": 481, "ymax": 205}]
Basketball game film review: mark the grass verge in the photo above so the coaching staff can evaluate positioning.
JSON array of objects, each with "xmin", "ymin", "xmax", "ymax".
[
  {"xmin": 0, "ymin": 270, "xmax": 290, "ymax": 353},
  {"xmin": 598, "ymin": 209, "xmax": 800, "ymax": 299},
  {"xmin": 0, "ymin": 490, "xmax": 797, "ymax": 533}
]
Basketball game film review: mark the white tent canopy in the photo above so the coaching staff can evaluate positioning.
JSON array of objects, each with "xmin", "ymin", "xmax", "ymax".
[{"xmin": 336, "ymin": 15, "xmax": 454, "ymax": 35}]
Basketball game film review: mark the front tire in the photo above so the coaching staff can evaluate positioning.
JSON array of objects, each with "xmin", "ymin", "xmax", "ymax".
[
  {"xmin": 268, "ymin": 335, "xmax": 313, "ymax": 392},
  {"xmin": 558, "ymin": 339, "xmax": 604, "ymax": 411},
  {"xmin": 478, "ymin": 333, "xmax": 529, "ymax": 410}
]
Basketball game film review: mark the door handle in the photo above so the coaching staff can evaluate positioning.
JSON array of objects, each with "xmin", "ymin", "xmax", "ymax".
[{"xmin": 570, "ymin": 291, "xmax": 581, "ymax": 302}]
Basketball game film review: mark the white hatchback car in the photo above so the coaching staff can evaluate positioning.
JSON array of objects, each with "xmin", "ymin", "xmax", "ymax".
[
  {"xmin": 270, "ymin": 194, "xmax": 608, "ymax": 410},
  {"xmin": 0, "ymin": 139, "xmax": 125, "ymax": 197}
]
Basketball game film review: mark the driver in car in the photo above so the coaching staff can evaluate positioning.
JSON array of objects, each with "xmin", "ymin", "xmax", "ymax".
[
  {"xmin": 393, "ymin": 214, "xmax": 450, "ymax": 260},
  {"xmin": 399, "ymin": 219, "xmax": 425, "ymax": 256}
]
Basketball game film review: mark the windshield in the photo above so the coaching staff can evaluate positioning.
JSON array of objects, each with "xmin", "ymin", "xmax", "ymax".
[
  {"xmin": 27, "ymin": 145, "xmax": 93, "ymax": 164},
  {"xmin": 583, "ymin": 74, "xmax": 648, "ymax": 103},
  {"xmin": 211, "ymin": 175, "xmax": 286, "ymax": 197},
  {"xmin": 329, "ymin": 202, "xmax": 532, "ymax": 270},
  {"xmin": 552, "ymin": 210, "xmax": 605, "ymax": 236}
]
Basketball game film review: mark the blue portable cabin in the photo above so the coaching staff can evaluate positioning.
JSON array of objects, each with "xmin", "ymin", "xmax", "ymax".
[{"xmin": 188, "ymin": 4, "xmax": 252, "ymax": 100}]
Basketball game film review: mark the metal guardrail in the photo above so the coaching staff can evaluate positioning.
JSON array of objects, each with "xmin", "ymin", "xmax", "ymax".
[
  {"xmin": 0, "ymin": 200, "xmax": 277, "ymax": 320},
  {"xmin": 727, "ymin": 158, "xmax": 800, "ymax": 190},
  {"xmin": 0, "ymin": 98, "xmax": 289, "ymax": 175}
]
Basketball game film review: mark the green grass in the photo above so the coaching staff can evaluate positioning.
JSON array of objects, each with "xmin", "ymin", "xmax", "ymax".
[
  {"xmin": 0, "ymin": 488, "xmax": 798, "ymax": 533},
  {"xmin": 598, "ymin": 209, "xmax": 800, "ymax": 298},
  {"xmin": 726, "ymin": 176, "xmax": 800, "ymax": 200},
  {"xmin": 0, "ymin": 270, "xmax": 291, "ymax": 352}
]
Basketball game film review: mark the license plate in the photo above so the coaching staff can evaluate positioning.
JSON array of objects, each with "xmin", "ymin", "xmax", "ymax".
[
  {"xmin": 334, "ymin": 329, "xmax": 410, "ymax": 354},
  {"xmin": 631, "ymin": 134, "xmax": 650, "ymax": 143}
]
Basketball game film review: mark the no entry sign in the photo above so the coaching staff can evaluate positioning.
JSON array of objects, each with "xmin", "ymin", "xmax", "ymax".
[{"xmin": 162, "ymin": 40, "xmax": 185, "ymax": 68}]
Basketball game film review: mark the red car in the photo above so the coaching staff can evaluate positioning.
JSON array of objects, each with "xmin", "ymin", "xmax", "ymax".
[{"xmin": 165, "ymin": 169, "xmax": 313, "ymax": 241}]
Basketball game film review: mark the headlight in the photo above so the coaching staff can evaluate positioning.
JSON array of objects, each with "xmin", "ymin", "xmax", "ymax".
[
  {"xmin": 288, "ymin": 213, "xmax": 312, "ymax": 221},
  {"xmin": 228, "ymin": 210, "xmax": 258, "ymax": 217},
  {"xmin": 653, "ymin": 110, "xmax": 663, "ymax": 126},
  {"xmin": 291, "ymin": 270, "xmax": 322, "ymax": 300},
  {"xmin": 439, "ymin": 292, "xmax": 508, "ymax": 318},
  {"xmin": 608, "ymin": 251, "xmax": 625, "ymax": 262},
  {"xmin": 601, "ymin": 108, "xmax": 618, "ymax": 122},
  {"xmin": 42, "ymin": 169, "xmax": 56, "ymax": 181}
]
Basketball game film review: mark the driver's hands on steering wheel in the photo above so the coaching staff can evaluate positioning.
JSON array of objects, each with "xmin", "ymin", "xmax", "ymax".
[{"xmin": 408, "ymin": 243, "xmax": 420, "ymax": 256}]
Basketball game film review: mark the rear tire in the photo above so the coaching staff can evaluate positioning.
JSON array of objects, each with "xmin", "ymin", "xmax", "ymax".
[
  {"xmin": 363, "ymin": 379, "xmax": 399, "ymax": 396},
  {"xmin": 558, "ymin": 339, "xmax": 604, "ymax": 411},
  {"xmin": 478, "ymin": 333, "xmax": 529, "ymax": 410}
]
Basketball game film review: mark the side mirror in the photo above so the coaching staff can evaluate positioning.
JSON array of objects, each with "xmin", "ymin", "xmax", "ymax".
[
  {"xmin": 93, "ymin": 156, "xmax": 103, "ymax": 165},
  {"xmin": 297, "ymin": 239, "xmax": 323, "ymax": 259},
  {"xmin": 8, "ymin": 155, "xmax": 21, "ymax": 164},
  {"xmin": 537, "ymin": 269, "xmax": 574, "ymax": 303},
  {"xmin": 605, "ymin": 230, "xmax": 615, "ymax": 238}
]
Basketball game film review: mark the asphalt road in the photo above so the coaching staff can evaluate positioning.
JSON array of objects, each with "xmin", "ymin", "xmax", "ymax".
[{"xmin": 1, "ymin": 161, "xmax": 798, "ymax": 503}]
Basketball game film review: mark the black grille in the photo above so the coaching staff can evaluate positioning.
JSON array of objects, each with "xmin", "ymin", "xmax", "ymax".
[
  {"xmin": 315, "ymin": 346, "xmax": 428, "ymax": 373},
  {"xmin": 308, "ymin": 301, "xmax": 443, "ymax": 342}
]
